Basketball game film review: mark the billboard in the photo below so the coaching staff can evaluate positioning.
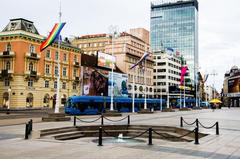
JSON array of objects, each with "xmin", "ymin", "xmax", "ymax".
[
  {"xmin": 228, "ymin": 77, "xmax": 240, "ymax": 97},
  {"xmin": 97, "ymin": 52, "xmax": 116, "ymax": 70},
  {"xmin": 82, "ymin": 67, "xmax": 108, "ymax": 96},
  {"xmin": 108, "ymin": 72, "xmax": 128, "ymax": 97}
]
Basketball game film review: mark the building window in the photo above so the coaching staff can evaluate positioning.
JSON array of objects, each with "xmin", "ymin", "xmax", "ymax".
[
  {"xmin": 74, "ymin": 55, "xmax": 77, "ymax": 62},
  {"xmin": 73, "ymin": 69, "xmax": 77, "ymax": 77},
  {"xmin": 62, "ymin": 82, "xmax": 66, "ymax": 89},
  {"xmin": 72, "ymin": 82, "xmax": 77, "ymax": 90},
  {"xmin": 54, "ymin": 66, "xmax": 58, "ymax": 76},
  {"xmin": 46, "ymin": 50, "xmax": 51, "ymax": 59},
  {"xmin": 4, "ymin": 79, "xmax": 10, "ymax": 86},
  {"xmin": 54, "ymin": 81, "xmax": 57, "ymax": 89},
  {"xmin": 55, "ymin": 51, "xmax": 59, "ymax": 60},
  {"xmin": 29, "ymin": 44, "xmax": 35, "ymax": 53},
  {"xmin": 6, "ymin": 61, "xmax": 11, "ymax": 70},
  {"xmin": 45, "ymin": 81, "xmax": 49, "ymax": 88},
  {"xmin": 6, "ymin": 43, "xmax": 11, "ymax": 51},
  {"xmin": 29, "ymin": 62, "xmax": 34, "ymax": 71},
  {"xmin": 62, "ymin": 67, "xmax": 67, "ymax": 77},
  {"xmin": 45, "ymin": 64, "xmax": 50, "ymax": 74},
  {"xmin": 28, "ymin": 79, "xmax": 33, "ymax": 87},
  {"xmin": 63, "ymin": 53, "xmax": 67, "ymax": 62}
]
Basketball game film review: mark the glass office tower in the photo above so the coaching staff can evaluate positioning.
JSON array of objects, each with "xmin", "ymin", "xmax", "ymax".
[{"xmin": 151, "ymin": 0, "xmax": 198, "ymax": 82}]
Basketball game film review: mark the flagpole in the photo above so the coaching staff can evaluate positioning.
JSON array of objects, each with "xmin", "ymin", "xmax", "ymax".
[
  {"xmin": 180, "ymin": 87, "xmax": 182, "ymax": 109},
  {"xmin": 205, "ymin": 73, "xmax": 208, "ymax": 105},
  {"xmin": 179, "ymin": 53, "xmax": 182, "ymax": 109},
  {"xmin": 55, "ymin": 0, "xmax": 62, "ymax": 113},
  {"xmin": 132, "ymin": 68, "xmax": 135, "ymax": 113},
  {"xmin": 184, "ymin": 76, "xmax": 186, "ymax": 108},
  {"xmin": 144, "ymin": 58, "xmax": 147, "ymax": 110}
]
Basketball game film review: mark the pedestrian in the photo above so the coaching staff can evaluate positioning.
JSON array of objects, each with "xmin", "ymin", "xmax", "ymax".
[{"xmin": 211, "ymin": 103, "xmax": 216, "ymax": 112}]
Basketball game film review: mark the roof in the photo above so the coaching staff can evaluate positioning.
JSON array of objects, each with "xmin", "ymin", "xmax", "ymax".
[{"xmin": 2, "ymin": 18, "xmax": 39, "ymax": 35}]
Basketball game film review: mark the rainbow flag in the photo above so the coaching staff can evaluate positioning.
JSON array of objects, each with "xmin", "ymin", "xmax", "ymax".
[{"xmin": 40, "ymin": 23, "xmax": 66, "ymax": 52}]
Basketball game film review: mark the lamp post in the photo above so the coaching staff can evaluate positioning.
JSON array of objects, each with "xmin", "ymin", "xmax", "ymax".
[
  {"xmin": 154, "ymin": 53, "xmax": 163, "ymax": 111},
  {"xmin": 132, "ymin": 68, "xmax": 135, "ymax": 113},
  {"xmin": 195, "ymin": 66, "xmax": 200, "ymax": 107},
  {"xmin": 209, "ymin": 71, "xmax": 217, "ymax": 99},
  {"xmin": 108, "ymin": 25, "xmax": 119, "ymax": 111},
  {"xmin": 7, "ymin": 87, "xmax": 11, "ymax": 114}
]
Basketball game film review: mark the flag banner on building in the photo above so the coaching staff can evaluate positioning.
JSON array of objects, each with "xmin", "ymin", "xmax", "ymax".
[
  {"xmin": 166, "ymin": 47, "xmax": 174, "ymax": 52},
  {"xmin": 176, "ymin": 51, "xmax": 180, "ymax": 56},
  {"xmin": 180, "ymin": 66, "xmax": 188, "ymax": 85},
  {"xmin": 204, "ymin": 74, "xmax": 209, "ymax": 83},
  {"xmin": 130, "ymin": 52, "xmax": 150, "ymax": 69},
  {"xmin": 40, "ymin": 23, "xmax": 66, "ymax": 52}
]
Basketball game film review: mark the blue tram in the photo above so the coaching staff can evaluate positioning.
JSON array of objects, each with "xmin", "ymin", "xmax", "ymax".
[
  {"xmin": 65, "ymin": 96, "xmax": 166, "ymax": 115},
  {"xmin": 175, "ymin": 98, "xmax": 203, "ymax": 108}
]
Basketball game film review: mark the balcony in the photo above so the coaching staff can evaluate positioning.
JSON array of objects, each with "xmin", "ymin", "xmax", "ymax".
[
  {"xmin": 25, "ymin": 70, "xmax": 40, "ymax": 79},
  {"xmin": 73, "ymin": 61, "xmax": 80, "ymax": 67},
  {"xmin": 44, "ymin": 73, "xmax": 52, "ymax": 78},
  {"xmin": 75, "ymin": 76, "xmax": 80, "ymax": 82},
  {"xmin": 0, "ymin": 69, "xmax": 13, "ymax": 78},
  {"xmin": 26, "ymin": 52, "xmax": 40, "ymax": 60},
  {"xmin": 0, "ymin": 51, "xmax": 15, "ymax": 58}
]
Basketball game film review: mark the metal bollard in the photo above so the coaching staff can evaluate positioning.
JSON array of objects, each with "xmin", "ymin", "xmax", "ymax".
[
  {"xmin": 194, "ymin": 127, "xmax": 199, "ymax": 145},
  {"xmin": 196, "ymin": 119, "xmax": 199, "ymax": 129},
  {"xmin": 25, "ymin": 123, "xmax": 29, "ymax": 140},
  {"xmin": 128, "ymin": 115, "xmax": 130, "ymax": 125},
  {"xmin": 98, "ymin": 127, "xmax": 103, "ymax": 146},
  {"xmin": 148, "ymin": 128, "xmax": 153, "ymax": 145},
  {"xmin": 73, "ymin": 116, "xmax": 76, "ymax": 127},
  {"xmin": 101, "ymin": 115, "xmax": 104, "ymax": 125},
  {"xmin": 180, "ymin": 117, "xmax": 183, "ymax": 127},
  {"xmin": 216, "ymin": 122, "xmax": 219, "ymax": 135}
]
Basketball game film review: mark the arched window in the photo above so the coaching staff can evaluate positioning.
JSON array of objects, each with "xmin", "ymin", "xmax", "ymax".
[
  {"xmin": 6, "ymin": 43, "xmax": 11, "ymax": 51},
  {"xmin": 29, "ymin": 44, "xmax": 35, "ymax": 53},
  {"xmin": 61, "ymin": 94, "xmax": 67, "ymax": 105},
  {"xmin": 29, "ymin": 62, "xmax": 33, "ymax": 71},
  {"xmin": 43, "ymin": 94, "xmax": 50, "ymax": 107},
  {"xmin": 26, "ymin": 93, "xmax": 33, "ymax": 107},
  {"xmin": 3, "ymin": 92, "xmax": 9, "ymax": 108},
  {"xmin": 6, "ymin": 61, "xmax": 11, "ymax": 70}
]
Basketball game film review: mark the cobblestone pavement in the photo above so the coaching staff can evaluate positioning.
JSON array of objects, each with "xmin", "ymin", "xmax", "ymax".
[{"xmin": 0, "ymin": 107, "xmax": 240, "ymax": 159}]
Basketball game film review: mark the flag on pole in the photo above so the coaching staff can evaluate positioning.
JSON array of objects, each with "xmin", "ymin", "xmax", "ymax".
[
  {"xmin": 40, "ymin": 23, "xmax": 66, "ymax": 52},
  {"xmin": 180, "ymin": 66, "xmax": 188, "ymax": 85},
  {"xmin": 130, "ymin": 52, "xmax": 150, "ymax": 69},
  {"xmin": 166, "ymin": 47, "xmax": 174, "ymax": 52},
  {"xmin": 176, "ymin": 51, "xmax": 180, "ymax": 56},
  {"xmin": 203, "ymin": 74, "xmax": 209, "ymax": 83}
]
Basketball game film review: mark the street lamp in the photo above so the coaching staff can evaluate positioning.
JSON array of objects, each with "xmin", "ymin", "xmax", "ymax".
[{"xmin": 108, "ymin": 25, "xmax": 119, "ymax": 111}]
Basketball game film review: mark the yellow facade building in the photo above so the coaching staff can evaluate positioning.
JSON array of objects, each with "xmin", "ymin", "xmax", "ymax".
[{"xmin": 0, "ymin": 18, "xmax": 82, "ymax": 109}]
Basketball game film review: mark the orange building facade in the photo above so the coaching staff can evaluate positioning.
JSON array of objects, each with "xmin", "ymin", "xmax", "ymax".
[{"xmin": 0, "ymin": 18, "xmax": 82, "ymax": 109}]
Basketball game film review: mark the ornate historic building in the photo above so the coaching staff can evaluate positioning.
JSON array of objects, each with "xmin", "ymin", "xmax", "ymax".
[{"xmin": 0, "ymin": 18, "xmax": 82, "ymax": 109}]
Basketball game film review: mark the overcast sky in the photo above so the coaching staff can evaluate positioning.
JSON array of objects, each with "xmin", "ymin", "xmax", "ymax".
[{"xmin": 1, "ymin": 0, "xmax": 239, "ymax": 92}]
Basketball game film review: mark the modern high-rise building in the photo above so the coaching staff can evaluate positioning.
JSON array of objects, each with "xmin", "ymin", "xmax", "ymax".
[{"xmin": 150, "ymin": 0, "xmax": 198, "ymax": 82}]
